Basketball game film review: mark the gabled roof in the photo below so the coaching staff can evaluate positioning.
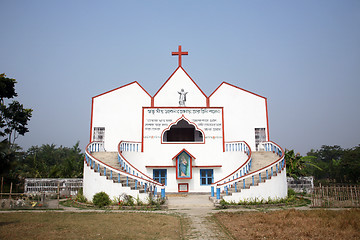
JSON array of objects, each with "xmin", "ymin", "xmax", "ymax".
[
  {"xmin": 153, "ymin": 66, "xmax": 208, "ymax": 99},
  {"xmin": 92, "ymin": 81, "xmax": 152, "ymax": 99},
  {"xmin": 172, "ymin": 148, "xmax": 196, "ymax": 160},
  {"xmin": 209, "ymin": 82, "xmax": 267, "ymax": 100}
]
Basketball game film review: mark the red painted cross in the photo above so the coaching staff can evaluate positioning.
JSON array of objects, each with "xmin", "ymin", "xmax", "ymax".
[{"xmin": 172, "ymin": 45, "xmax": 188, "ymax": 67}]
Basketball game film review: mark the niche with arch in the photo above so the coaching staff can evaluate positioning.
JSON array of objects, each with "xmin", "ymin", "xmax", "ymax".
[{"xmin": 162, "ymin": 118, "xmax": 204, "ymax": 143}]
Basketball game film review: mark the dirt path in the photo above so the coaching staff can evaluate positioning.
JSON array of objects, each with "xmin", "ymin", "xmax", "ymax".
[{"xmin": 167, "ymin": 194, "xmax": 230, "ymax": 240}]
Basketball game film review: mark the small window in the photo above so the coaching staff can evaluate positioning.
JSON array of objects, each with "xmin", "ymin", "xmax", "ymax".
[
  {"xmin": 153, "ymin": 169, "xmax": 167, "ymax": 185},
  {"xmin": 255, "ymin": 128, "xmax": 266, "ymax": 151},
  {"xmin": 200, "ymin": 169, "xmax": 213, "ymax": 185},
  {"xmin": 93, "ymin": 127, "xmax": 105, "ymax": 142}
]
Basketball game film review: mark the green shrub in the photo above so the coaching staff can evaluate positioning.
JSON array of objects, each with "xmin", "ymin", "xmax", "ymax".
[
  {"xmin": 75, "ymin": 188, "xmax": 87, "ymax": 203},
  {"xmin": 92, "ymin": 192, "xmax": 111, "ymax": 208},
  {"xmin": 288, "ymin": 188, "xmax": 296, "ymax": 197}
]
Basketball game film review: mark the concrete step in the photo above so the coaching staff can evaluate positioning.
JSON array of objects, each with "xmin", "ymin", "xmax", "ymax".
[
  {"xmin": 222, "ymin": 151, "xmax": 281, "ymax": 198},
  {"xmin": 249, "ymin": 151, "xmax": 278, "ymax": 174},
  {"xmin": 92, "ymin": 152, "xmax": 119, "ymax": 168}
]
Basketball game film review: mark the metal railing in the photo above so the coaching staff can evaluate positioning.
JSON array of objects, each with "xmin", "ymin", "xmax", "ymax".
[
  {"xmin": 210, "ymin": 141, "xmax": 252, "ymax": 197},
  {"xmin": 214, "ymin": 141, "xmax": 285, "ymax": 199},
  {"xmin": 85, "ymin": 141, "xmax": 165, "ymax": 198}
]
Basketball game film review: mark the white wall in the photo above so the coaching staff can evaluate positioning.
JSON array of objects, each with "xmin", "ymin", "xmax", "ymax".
[
  {"xmin": 122, "ymin": 148, "xmax": 248, "ymax": 193},
  {"xmin": 210, "ymin": 83, "xmax": 268, "ymax": 150},
  {"xmin": 91, "ymin": 82, "xmax": 151, "ymax": 151},
  {"xmin": 83, "ymin": 162, "xmax": 149, "ymax": 202},
  {"xmin": 223, "ymin": 168, "xmax": 288, "ymax": 202},
  {"xmin": 154, "ymin": 68, "xmax": 207, "ymax": 107}
]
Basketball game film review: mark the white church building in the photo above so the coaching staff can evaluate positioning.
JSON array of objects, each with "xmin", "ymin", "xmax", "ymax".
[{"xmin": 83, "ymin": 46, "xmax": 287, "ymax": 203}]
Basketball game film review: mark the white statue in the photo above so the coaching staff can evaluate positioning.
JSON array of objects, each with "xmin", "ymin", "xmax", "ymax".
[{"xmin": 178, "ymin": 89, "xmax": 188, "ymax": 106}]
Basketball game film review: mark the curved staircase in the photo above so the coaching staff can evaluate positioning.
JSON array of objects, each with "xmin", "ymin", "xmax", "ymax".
[
  {"xmin": 91, "ymin": 152, "xmax": 145, "ymax": 193},
  {"xmin": 212, "ymin": 142, "xmax": 287, "ymax": 202},
  {"xmin": 83, "ymin": 142, "xmax": 165, "ymax": 202}
]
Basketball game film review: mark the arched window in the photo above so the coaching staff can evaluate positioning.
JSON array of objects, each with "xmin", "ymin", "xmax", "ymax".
[{"xmin": 163, "ymin": 119, "xmax": 204, "ymax": 142}]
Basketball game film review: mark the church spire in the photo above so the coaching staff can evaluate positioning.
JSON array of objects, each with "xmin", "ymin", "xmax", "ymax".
[{"xmin": 172, "ymin": 45, "xmax": 188, "ymax": 67}]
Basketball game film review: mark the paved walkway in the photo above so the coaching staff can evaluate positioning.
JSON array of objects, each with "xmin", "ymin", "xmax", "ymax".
[{"xmin": 167, "ymin": 194, "xmax": 230, "ymax": 240}]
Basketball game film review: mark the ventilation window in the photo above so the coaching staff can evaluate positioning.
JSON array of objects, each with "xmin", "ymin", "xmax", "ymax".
[
  {"xmin": 93, "ymin": 127, "xmax": 105, "ymax": 142},
  {"xmin": 163, "ymin": 119, "xmax": 203, "ymax": 142}
]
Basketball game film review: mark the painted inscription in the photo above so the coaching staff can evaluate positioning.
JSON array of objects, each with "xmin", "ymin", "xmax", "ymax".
[{"xmin": 143, "ymin": 108, "xmax": 223, "ymax": 140}]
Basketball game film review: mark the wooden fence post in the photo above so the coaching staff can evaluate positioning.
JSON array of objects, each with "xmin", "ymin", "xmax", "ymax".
[
  {"xmin": 8, "ymin": 182, "xmax": 13, "ymax": 200},
  {"xmin": 0, "ymin": 177, "xmax": 3, "ymax": 195},
  {"xmin": 57, "ymin": 182, "xmax": 60, "ymax": 209}
]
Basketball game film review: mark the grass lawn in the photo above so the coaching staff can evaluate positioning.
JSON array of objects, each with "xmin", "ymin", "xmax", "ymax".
[
  {"xmin": 214, "ymin": 209, "xmax": 360, "ymax": 240},
  {"xmin": 0, "ymin": 212, "xmax": 185, "ymax": 240}
]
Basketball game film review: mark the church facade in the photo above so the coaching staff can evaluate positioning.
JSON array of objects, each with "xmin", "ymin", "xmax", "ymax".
[{"xmin": 83, "ymin": 46, "xmax": 287, "ymax": 202}]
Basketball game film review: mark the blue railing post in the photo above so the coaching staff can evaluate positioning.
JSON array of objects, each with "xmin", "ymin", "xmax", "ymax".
[
  {"xmin": 110, "ymin": 170, "xmax": 112, "ymax": 180},
  {"xmin": 266, "ymin": 170, "xmax": 268, "ymax": 179},
  {"xmin": 135, "ymin": 180, "xmax": 138, "ymax": 190},
  {"xmin": 145, "ymin": 183, "xmax": 147, "ymax": 193},
  {"xmin": 126, "ymin": 176, "xmax": 129, "ymax": 186},
  {"xmin": 161, "ymin": 188, "xmax": 165, "ymax": 198},
  {"xmin": 235, "ymin": 182, "xmax": 237, "ymax": 192},
  {"xmin": 252, "ymin": 175, "xmax": 254, "ymax": 186},
  {"xmin": 118, "ymin": 173, "xmax": 120, "ymax": 183},
  {"xmin": 211, "ymin": 186, "xmax": 214, "ymax": 197},
  {"xmin": 216, "ymin": 187, "xmax": 220, "ymax": 200},
  {"xmin": 259, "ymin": 173, "xmax": 261, "ymax": 183},
  {"xmin": 225, "ymin": 186, "xmax": 228, "ymax": 195},
  {"xmin": 271, "ymin": 167, "xmax": 273, "ymax": 176},
  {"xmin": 243, "ymin": 179, "xmax": 246, "ymax": 189},
  {"xmin": 97, "ymin": 164, "xmax": 100, "ymax": 173},
  {"xmin": 104, "ymin": 167, "xmax": 106, "ymax": 176},
  {"xmin": 93, "ymin": 160, "xmax": 95, "ymax": 169}
]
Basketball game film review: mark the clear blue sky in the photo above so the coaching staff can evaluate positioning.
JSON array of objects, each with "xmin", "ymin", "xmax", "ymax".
[{"xmin": 1, "ymin": 0, "xmax": 359, "ymax": 155}]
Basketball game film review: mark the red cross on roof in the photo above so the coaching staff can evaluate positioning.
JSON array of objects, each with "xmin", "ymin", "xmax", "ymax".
[{"xmin": 172, "ymin": 45, "xmax": 188, "ymax": 67}]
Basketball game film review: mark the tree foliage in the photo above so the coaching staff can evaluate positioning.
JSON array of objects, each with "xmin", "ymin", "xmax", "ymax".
[
  {"xmin": 285, "ymin": 149, "xmax": 320, "ymax": 178},
  {"xmin": 0, "ymin": 73, "xmax": 32, "ymax": 178},
  {"xmin": 286, "ymin": 145, "xmax": 360, "ymax": 184},
  {"xmin": 11, "ymin": 142, "xmax": 84, "ymax": 180},
  {"xmin": 0, "ymin": 74, "xmax": 33, "ymax": 148}
]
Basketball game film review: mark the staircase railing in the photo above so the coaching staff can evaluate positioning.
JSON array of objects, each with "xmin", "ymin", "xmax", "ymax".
[
  {"xmin": 118, "ymin": 140, "xmax": 166, "ymax": 196},
  {"xmin": 85, "ymin": 141, "xmax": 165, "ymax": 198},
  {"xmin": 119, "ymin": 141, "xmax": 141, "ymax": 152},
  {"xmin": 210, "ymin": 141, "xmax": 252, "ymax": 197},
  {"xmin": 214, "ymin": 141, "xmax": 285, "ymax": 199}
]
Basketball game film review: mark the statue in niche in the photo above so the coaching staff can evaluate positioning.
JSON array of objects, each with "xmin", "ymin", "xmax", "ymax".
[{"xmin": 178, "ymin": 89, "xmax": 188, "ymax": 106}]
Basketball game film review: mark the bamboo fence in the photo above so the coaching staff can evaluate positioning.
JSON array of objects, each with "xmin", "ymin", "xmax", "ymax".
[{"xmin": 312, "ymin": 185, "xmax": 360, "ymax": 208}]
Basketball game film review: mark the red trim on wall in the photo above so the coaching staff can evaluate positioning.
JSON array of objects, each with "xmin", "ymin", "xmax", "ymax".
[
  {"xmin": 161, "ymin": 115, "xmax": 205, "ymax": 145},
  {"xmin": 209, "ymin": 82, "xmax": 267, "ymax": 100},
  {"xmin": 193, "ymin": 165, "xmax": 222, "ymax": 168},
  {"xmin": 90, "ymin": 81, "xmax": 152, "ymax": 145},
  {"xmin": 145, "ymin": 165, "xmax": 222, "ymax": 168},
  {"xmin": 89, "ymin": 97, "xmax": 94, "ymax": 142},
  {"xmin": 265, "ymin": 98, "xmax": 270, "ymax": 141},
  {"xmin": 178, "ymin": 183, "xmax": 189, "ymax": 193},
  {"xmin": 181, "ymin": 67, "xmax": 208, "ymax": 99},
  {"xmin": 172, "ymin": 148, "xmax": 196, "ymax": 160},
  {"xmin": 141, "ymin": 108, "xmax": 145, "ymax": 152},
  {"xmin": 174, "ymin": 149, "xmax": 194, "ymax": 180},
  {"xmin": 146, "ymin": 166, "xmax": 176, "ymax": 168},
  {"xmin": 153, "ymin": 66, "xmax": 180, "ymax": 98},
  {"xmin": 209, "ymin": 82, "xmax": 269, "ymax": 144},
  {"xmin": 152, "ymin": 66, "xmax": 208, "ymax": 106},
  {"xmin": 222, "ymin": 108, "xmax": 225, "ymax": 152},
  {"xmin": 93, "ymin": 81, "xmax": 152, "ymax": 99}
]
